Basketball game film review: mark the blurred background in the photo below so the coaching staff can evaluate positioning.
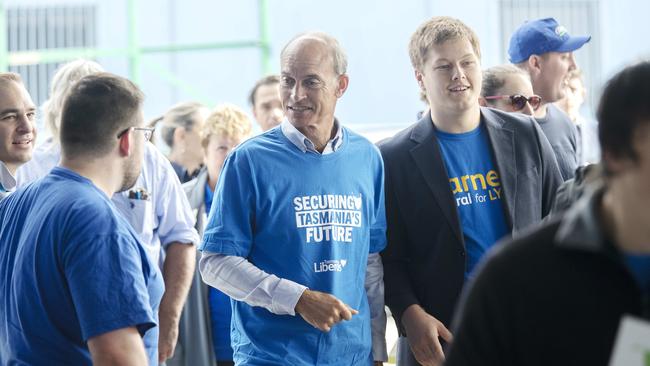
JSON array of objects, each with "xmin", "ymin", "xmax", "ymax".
[{"xmin": 2, "ymin": 0, "xmax": 647, "ymax": 139}]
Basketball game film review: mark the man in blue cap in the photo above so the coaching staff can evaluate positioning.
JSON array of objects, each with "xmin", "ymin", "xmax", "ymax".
[{"xmin": 509, "ymin": 17, "xmax": 591, "ymax": 181}]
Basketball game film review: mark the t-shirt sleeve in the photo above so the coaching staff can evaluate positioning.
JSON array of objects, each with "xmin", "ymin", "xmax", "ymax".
[
  {"xmin": 62, "ymin": 233, "xmax": 156, "ymax": 341},
  {"xmin": 369, "ymin": 152, "xmax": 387, "ymax": 254},
  {"xmin": 150, "ymin": 144, "xmax": 200, "ymax": 247},
  {"xmin": 200, "ymin": 149, "xmax": 254, "ymax": 257}
]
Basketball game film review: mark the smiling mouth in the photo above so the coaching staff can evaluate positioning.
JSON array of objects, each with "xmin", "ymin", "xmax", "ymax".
[
  {"xmin": 449, "ymin": 86, "xmax": 470, "ymax": 92},
  {"xmin": 12, "ymin": 137, "xmax": 33, "ymax": 145},
  {"xmin": 289, "ymin": 106, "xmax": 312, "ymax": 112}
]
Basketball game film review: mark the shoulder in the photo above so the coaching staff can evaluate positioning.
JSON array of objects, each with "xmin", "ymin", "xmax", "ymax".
[
  {"xmin": 377, "ymin": 121, "xmax": 420, "ymax": 159},
  {"xmin": 482, "ymin": 106, "xmax": 537, "ymax": 132},
  {"xmin": 182, "ymin": 169, "xmax": 207, "ymax": 207},
  {"xmin": 343, "ymin": 128, "xmax": 382, "ymax": 159}
]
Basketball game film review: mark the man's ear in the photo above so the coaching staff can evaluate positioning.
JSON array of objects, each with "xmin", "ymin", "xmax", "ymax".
[
  {"xmin": 118, "ymin": 128, "xmax": 133, "ymax": 157},
  {"xmin": 528, "ymin": 55, "xmax": 542, "ymax": 75},
  {"xmin": 478, "ymin": 97, "xmax": 488, "ymax": 107},
  {"xmin": 173, "ymin": 126, "xmax": 185, "ymax": 143},
  {"xmin": 335, "ymin": 74, "xmax": 349, "ymax": 98},
  {"xmin": 415, "ymin": 69, "xmax": 425, "ymax": 91}
]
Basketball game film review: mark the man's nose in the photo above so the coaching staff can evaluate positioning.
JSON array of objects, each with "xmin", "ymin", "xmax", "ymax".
[
  {"xmin": 16, "ymin": 113, "xmax": 34, "ymax": 133},
  {"xmin": 568, "ymin": 53, "xmax": 577, "ymax": 71},
  {"xmin": 451, "ymin": 64, "xmax": 466, "ymax": 81}
]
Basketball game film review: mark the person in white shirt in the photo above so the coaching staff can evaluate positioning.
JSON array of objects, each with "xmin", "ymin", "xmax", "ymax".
[
  {"xmin": 0, "ymin": 72, "xmax": 36, "ymax": 200},
  {"xmin": 16, "ymin": 59, "xmax": 199, "ymax": 364}
]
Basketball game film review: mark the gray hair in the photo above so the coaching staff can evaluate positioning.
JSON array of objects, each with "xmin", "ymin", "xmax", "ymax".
[
  {"xmin": 280, "ymin": 31, "xmax": 348, "ymax": 75},
  {"xmin": 43, "ymin": 59, "xmax": 104, "ymax": 140},
  {"xmin": 481, "ymin": 64, "xmax": 531, "ymax": 98}
]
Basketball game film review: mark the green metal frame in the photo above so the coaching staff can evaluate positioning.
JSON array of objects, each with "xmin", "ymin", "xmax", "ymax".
[{"xmin": 0, "ymin": 0, "xmax": 272, "ymax": 97}]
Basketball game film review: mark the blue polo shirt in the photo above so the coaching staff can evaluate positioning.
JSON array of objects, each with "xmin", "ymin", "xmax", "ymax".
[{"xmin": 0, "ymin": 167, "xmax": 164, "ymax": 365}]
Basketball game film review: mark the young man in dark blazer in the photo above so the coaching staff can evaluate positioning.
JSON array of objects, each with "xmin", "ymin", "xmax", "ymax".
[{"xmin": 378, "ymin": 16, "xmax": 563, "ymax": 366}]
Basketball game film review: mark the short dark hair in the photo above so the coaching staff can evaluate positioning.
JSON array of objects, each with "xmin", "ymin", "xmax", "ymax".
[
  {"xmin": 60, "ymin": 72, "xmax": 144, "ymax": 158},
  {"xmin": 597, "ymin": 61, "xmax": 650, "ymax": 170},
  {"xmin": 248, "ymin": 74, "xmax": 280, "ymax": 107}
]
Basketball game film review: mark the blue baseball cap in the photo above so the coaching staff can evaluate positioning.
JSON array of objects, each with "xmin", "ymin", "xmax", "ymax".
[{"xmin": 508, "ymin": 18, "xmax": 591, "ymax": 63}]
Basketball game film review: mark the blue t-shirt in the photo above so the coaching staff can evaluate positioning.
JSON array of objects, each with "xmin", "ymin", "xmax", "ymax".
[
  {"xmin": 436, "ymin": 124, "xmax": 509, "ymax": 278},
  {"xmin": 204, "ymin": 182, "xmax": 234, "ymax": 361},
  {"xmin": 0, "ymin": 167, "xmax": 164, "ymax": 365},
  {"xmin": 200, "ymin": 127, "xmax": 387, "ymax": 366},
  {"xmin": 624, "ymin": 253, "xmax": 650, "ymax": 295}
]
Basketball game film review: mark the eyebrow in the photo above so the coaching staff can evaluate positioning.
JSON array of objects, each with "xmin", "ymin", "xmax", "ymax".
[{"xmin": 0, "ymin": 106, "xmax": 36, "ymax": 115}]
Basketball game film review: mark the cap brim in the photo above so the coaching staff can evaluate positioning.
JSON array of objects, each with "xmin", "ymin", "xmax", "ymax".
[{"xmin": 556, "ymin": 35, "xmax": 591, "ymax": 53}]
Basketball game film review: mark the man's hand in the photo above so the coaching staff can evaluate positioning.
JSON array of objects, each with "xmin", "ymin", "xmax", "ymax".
[
  {"xmin": 402, "ymin": 304, "xmax": 453, "ymax": 366},
  {"xmin": 158, "ymin": 312, "xmax": 179, "ymax": 363},
  {"xmin": 294, "ymin": 289, "xmax": 358, "ymax": 332}
]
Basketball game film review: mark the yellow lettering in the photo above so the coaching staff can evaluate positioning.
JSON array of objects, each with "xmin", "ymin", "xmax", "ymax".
[
  {"xmin": 461, "ymin": 175, "xmax": 471, "ymax": 192},
  {"xmin": 470, "ymin": 174, "xmax": 487, "ymax": 191},
  {"xmin": 486, "ymin": 170, "xmax": 500, "ymax": 187},
  {"xmin": 450, "ymin": 177, "xmax": 462, "ymax": 194}
]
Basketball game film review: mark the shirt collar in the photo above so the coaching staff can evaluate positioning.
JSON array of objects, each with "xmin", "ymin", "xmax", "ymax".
[
  {"xmin": 280, "ymin": 119, "xmax": 343, "ymax": 155},
  {"xmin": 555, "ymin": 183, "xmax": 614, "ymax": 255},
  {"xmin": 0, "ymin": 161, "xmax": 17, "ymax": 193}
]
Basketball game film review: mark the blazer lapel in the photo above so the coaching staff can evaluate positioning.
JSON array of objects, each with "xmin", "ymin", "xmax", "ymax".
[
  {"xmin": 409, "ymin": 115, "xmax": 464, "ymax": 244},
  {"xmin": 482, "ymin": 107, "xmax": 516, "ymax": 229}
]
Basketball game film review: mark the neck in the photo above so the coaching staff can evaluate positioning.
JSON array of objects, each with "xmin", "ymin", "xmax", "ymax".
[
  {"xmin": 169, "ymin": 149, "xmax": 200, "ymax": 174},
  {"xmin": 60, "ymin": 157, "xmax": 119, "ymax": 197},
  {"xmin": 601, "ymin": 184, "xmax": 650, "ymax": 254},
  {"xmin": 430, "ymin": 106, "xmax": 480, "ymax": 134},
  {"xmin": 208, "ymin": 172, "xmax": 219, "ymax": 192},
  {"xmin": 297, "ymin": 118, "xmax": 336, "ymax": 153}
]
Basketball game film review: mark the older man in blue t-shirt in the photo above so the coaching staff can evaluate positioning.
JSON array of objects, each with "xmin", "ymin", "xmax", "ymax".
[
  {"xmin": 0, "ymin": 73, "xmax": 163, "ymax": 365},
  {"xmin": 199, "ymin": 32, "xmax": 387, "ymax": 365}
]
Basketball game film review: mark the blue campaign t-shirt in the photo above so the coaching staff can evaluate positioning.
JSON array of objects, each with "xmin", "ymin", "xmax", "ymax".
[
  {"xmin": 200, "ymin": 127, "xmax": 387, "ymax": 366},
  {"xmin": 0, "ymin": 167, "xmax": 164, "ymax": 366},
  {"xmin": 436, "ymin": 123, "xmax": 509, "ymax": 278},
  {"xmin": 204, "ymin": 182, "xmax": 234, "ymax": 361}
]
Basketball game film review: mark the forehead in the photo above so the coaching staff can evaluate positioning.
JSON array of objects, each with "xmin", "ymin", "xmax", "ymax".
[
  {"xmin": 501, "ymin": 73, "xmax": 534, "ymax": 93},
  {"xmin": 254, "ymin": 82, "xmax": 281, "ymax": 103},
  {"xmin": 424, "ymin": 38, "xmax": 478, "ymax": 65},
  {"xmin": 281, "ymin": 38, "xmax": 335, "ymax": 76},
  {"xmin": 0, "ymin": 81, "xmax": 34, "ymax": 110}
]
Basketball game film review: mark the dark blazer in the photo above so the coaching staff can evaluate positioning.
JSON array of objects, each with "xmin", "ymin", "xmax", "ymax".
[{"xmin": 378, "ymin": 107, "xmax": 562, "ymax": 333}]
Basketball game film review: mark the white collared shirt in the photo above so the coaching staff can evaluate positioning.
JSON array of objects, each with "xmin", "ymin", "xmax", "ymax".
[
  {"xmin": 280, "ymin": 119, "xmax": 343, "ymax": 155},
  {"xmin": 16, "ymin": 141, "xmax": 199, "ymax": 265},
  {"xmin": 0, "ymin": 161, "xmax": 17, "ymax": 200}
]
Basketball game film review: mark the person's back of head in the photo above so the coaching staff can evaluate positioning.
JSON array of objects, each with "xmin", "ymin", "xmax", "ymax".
[
  {"xmin": 598, "ymin": 61, "xmax": 650, "ymax": 176},
  {"xmin": 43, "ymin": 59, "xmax": 104, "ymax": 142},
  {"xmin": 59, "ymin": 72, "xmax": 144, "ymax": 161}
]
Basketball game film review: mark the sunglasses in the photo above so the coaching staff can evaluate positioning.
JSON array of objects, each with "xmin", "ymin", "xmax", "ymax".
[{"xmin": 484, "ymin": 94, "xmax": 542, "ymax": 111}]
